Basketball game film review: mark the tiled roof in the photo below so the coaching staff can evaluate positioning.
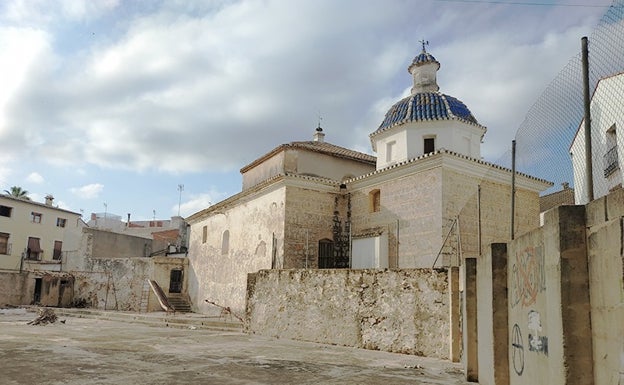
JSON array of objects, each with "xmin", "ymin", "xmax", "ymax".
[
  {"xmin": 240, "ymin": 140, "xmax": 375, "ymax": 173},
  {"xmin": 411, "ymin": 51, "xmax": 439, "ymax": 66},
  {"xmin": 288, "ymin": 141, "xmax": 376, "ymax": 163},
  {"xmin": 373, "ymin": 92, "xmax": 479, "ymax": 134},
  {"xmin": 539, "ymin": 187, "xmax": 575, "ymax": 212}
]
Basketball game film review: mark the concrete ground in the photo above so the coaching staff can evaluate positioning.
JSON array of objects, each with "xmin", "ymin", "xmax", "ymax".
[{"xmin": 0, "ymin": 308, "xmax": 472, "ymax": 385}]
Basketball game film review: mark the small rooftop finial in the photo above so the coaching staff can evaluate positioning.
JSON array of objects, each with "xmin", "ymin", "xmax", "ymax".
[
  {"xmin": 313, "ymin": 112, "xmax": 325, "ymax": 142},
  {"xmin": 317, "ymin": 112, "xmax": 323, "ymax": 132},
  {"xmin": 419, "ymin": 39, "xmax": 429, "ymax": 52}
]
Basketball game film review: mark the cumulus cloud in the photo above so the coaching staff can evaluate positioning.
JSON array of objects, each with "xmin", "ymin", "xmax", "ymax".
[
  {"xmin": 71, "ymin": 183, "xmax": 104, "ymax": 199},
  {"xmin": 0, "ymin": 0, "xmax": 609, "ymax": 221},
  {"xmin": 26, "ymin": 172, "xmax": 44, "ymax": 184},
  {"xmin": 174, "ymin": 190, "xmax": 230, "ymax": 218}
]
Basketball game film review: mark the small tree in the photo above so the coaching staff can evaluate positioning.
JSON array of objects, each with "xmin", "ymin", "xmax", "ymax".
[{"xmin": 3, "ymin": 186, "xmax": 30, "ymax": 200}]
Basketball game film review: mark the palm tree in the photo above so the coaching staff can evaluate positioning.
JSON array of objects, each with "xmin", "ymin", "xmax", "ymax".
[{"xmin": 3, "ymin": 186, "xmax": 30, "ymax": 200}]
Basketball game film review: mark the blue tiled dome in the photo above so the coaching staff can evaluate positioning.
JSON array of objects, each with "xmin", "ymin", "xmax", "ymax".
[
  {"xmin": 375, "ymin": 92, "xmax": 479, "ymax": 132},
  {"xmin": 411, "ymin": 51, "xmax": 439, "ymax": 67}
]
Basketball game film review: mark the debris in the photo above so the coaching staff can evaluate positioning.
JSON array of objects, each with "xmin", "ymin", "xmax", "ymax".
[
  {"xmin": 188, "ymin": 326, "xmax": 197, "ymax": 330},
  {"xmin": 204, "ymin": 300, "xmax": 244, "ymax": 323},
  {"xmin": 27, "ymin": 308, "xmax": 58, "ymax": 326}
]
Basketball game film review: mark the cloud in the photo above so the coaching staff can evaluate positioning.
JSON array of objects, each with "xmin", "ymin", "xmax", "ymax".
[
  {"xmin": 174, "ymin": 191, "xmax": 229, "ymax": 218},
  {"xmin": 70, "ymin": 183, "xmax": 104, "ymax": 199},
  {"xmin": 0, "ymin": 0, "xmax": 608, "ymax": 179},
  {"xmin": 26, "ymin": 172, "xmax": 44, "ymax": 184}
]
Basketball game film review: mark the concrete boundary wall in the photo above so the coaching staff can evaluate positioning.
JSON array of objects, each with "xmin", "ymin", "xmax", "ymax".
[
  {"xmin": 472, "ymin": 190, "xmax": 624, "ymax": 385},
  {"xmin": 246, "ymin": 268, "xmax": 450, "ymax": 359}
]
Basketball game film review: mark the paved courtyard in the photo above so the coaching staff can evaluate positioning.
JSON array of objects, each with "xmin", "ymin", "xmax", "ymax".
[{"xmin": 0, "ymin": 308, "xmax": 472, "ymax": 385}]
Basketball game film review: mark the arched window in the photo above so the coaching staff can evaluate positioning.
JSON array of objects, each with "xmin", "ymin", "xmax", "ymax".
[
  {"xmin": 369, "ymin": 189, "xmax": 381, "ymax": 213},
  {"xmin": 221, "ymin": 230, "xmax": 230, "ymax": 255}
]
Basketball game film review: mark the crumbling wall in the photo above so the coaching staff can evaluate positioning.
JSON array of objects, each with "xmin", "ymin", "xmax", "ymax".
[
  {"xmin": 246, "ymin": 268, "xmax": 449, "ymax": 358},
  {"xmin": 73, "ymin": 257, "xmax": 153, "ymax": 311}
]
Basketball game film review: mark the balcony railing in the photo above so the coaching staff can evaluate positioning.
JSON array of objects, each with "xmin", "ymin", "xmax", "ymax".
[
  {"xmin": 24, "ymin": 250, "xmax": 43, "ymax": 261},
  {"xmin": 604, "ymin": 146, "xmax": 619, "ymax": 177}
]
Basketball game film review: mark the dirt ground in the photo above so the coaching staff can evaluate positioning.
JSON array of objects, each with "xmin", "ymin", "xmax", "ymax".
[{"xmin": 0, "ymin": 308, "xmax": 472, "ymax": 385}]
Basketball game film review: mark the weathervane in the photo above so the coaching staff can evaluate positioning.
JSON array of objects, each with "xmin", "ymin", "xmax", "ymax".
[{"xmin": 419, "ymin": 39, "xmax": 429, "ymax": 52}]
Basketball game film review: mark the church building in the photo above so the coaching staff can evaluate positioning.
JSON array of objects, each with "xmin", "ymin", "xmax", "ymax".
[{"xmin": 186, "ymin": 46, "xmax": 551, "ymax": 315}]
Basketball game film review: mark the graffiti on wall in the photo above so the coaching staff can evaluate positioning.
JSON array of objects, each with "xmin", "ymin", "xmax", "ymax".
[
  {"xmin": 511, "ymin": 323, "xmax": 524, "ymax": 376},
  {"xmin": 528, "ymin": 310, "xmax": 548, "ymax": 355},
  {"xmin": 510, "ymin": 245, "xmax": 546, "ymax": 308}
]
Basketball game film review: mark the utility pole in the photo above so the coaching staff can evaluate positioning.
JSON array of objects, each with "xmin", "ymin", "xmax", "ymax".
[{"xmin": 582, "ymin": 36, "xmax": 594, "ymax": 202}]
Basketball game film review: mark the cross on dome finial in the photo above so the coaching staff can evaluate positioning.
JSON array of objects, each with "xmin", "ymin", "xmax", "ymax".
[{"xmin": 419, "ymin": 39, "xmax": 429, "ymax": 52}]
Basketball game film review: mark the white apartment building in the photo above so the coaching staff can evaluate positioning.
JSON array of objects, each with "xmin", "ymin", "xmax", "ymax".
[{"xmin": 0, "ymin": 194, "xmax": 83, "ymax": 271}]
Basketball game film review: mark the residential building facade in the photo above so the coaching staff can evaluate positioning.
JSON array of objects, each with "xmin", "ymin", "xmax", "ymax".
[
  {"xmin": 570, "ymin": 72, "xmax": 624, "ymax": 204},
  {"xmin": 0, "ymin": 195, "xmax": 83, "ymax": 272}
]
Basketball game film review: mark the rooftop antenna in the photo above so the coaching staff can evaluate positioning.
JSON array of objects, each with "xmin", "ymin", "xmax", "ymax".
[
  {"xmin": 153, "ymin": 209, "xmax": 156, "ymax": 221},
  {"xmin": 419, "ymin": 39, "xmax": 429, "ymax": 52},
  {"xmin": 177, "ymin": 184, "xmax": 184, "ymax": 216}
]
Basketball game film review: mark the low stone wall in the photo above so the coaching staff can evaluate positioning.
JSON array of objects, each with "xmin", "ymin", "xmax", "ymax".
[
  {"xmin": 246, "ymin": 268, "xmax": 449, "ymax": 359},
  {"xmin": 0, "ymin": 271, "xmax": 30, "ymax": 305}
]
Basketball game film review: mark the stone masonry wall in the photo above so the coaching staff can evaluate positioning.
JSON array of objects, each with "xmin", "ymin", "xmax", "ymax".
[
  {"xmin": 283, "ymin": 185, "xmax": 338, "ymax": 269},
  {"xmin": 444, "ymin": 169, "xmax": 541, "ymax": 261},
  {"xmin": 349, "ymin": 168, "xmax": 443, "ymax": 268},
  {"xmin": 246, "ymin": 268, "xmax": 450, "ymax": 359}
]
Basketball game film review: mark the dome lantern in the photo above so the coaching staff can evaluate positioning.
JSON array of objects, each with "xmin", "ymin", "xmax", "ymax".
[{"xmin": 408, "ymin": 40, "xmax": 440, "ymax": 94}]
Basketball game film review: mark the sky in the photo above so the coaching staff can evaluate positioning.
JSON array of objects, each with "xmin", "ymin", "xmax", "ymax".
[{"xmin": 0, "ymin": 0, "xmax": 612, "ymax": 220}]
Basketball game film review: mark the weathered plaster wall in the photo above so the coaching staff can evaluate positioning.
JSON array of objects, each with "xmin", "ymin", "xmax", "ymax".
[
  {"xmin": 246, "ymin": 268, "xmax": 449, "ymax": 359},
  {"xmin": 187, "ymin": 185, "xmax": 286, "ymax": 316},
  {"xmin": 73, "ymin": 257, "xmax": 153, "ymax": 311},
  {"xmin": 506, "ymin": 206, "xmax": 592, "ymax": 385},
  {"xmin": 242, "ymin": 151, "xmax": 286, "ymax": 191},
  {"xmin": 0, "ymin": 271, "xmax": 31, "ymax": 305},
  {"xmin": 295, "ymin": 150, "xmax": 375, "ymax": 181},
  {"xmin": 84, "ymin": 227, "xmax": 152, "ymax": 259},
  {"xmin": 586, "ymin": 190, "xmax": 624, "ymax": 385},
  {"xmin": 0, "ymin": 271, "xmax": 74, "ymax": 307},
  {"xmin": 474, "ymin": 193, "xmax": 624, "ymax": 385}
]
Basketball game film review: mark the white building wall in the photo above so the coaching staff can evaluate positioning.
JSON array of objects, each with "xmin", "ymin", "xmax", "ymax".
[
  {"xmin": 571, "ymin": 74, "xmax": 624, "ymax": 204},
  {"xmin": 375, "ymin": 120, "xmax": 483, "ymax": 170},
  {"xmin": 186, "ymin": 185, "xmax": 286, "ymax": 316},
  {"xmin": 0, "ymin": 196, "xmax": 82, "ymax": 271}
]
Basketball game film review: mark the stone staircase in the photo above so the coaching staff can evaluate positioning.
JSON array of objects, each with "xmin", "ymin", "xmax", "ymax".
[{"xmin": 167, "ymin": 293, "xmax": 192, "ymax": 313}]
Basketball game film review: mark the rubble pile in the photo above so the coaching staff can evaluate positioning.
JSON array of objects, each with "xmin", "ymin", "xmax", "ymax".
[{"xmin": 27, "ymin": 308, "xmax": 58, "ymax": 326}]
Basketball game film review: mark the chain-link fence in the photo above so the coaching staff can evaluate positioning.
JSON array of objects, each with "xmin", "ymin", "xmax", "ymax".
[{"xmin": 511, "ymin": 0, "xmax": 624, "ymax": 204}]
